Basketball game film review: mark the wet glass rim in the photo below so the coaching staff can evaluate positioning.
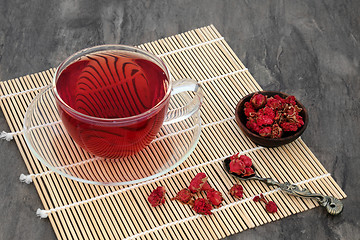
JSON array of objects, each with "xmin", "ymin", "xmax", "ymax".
[{"xmin": 52, "ymin": 44, "xmax": 172, "ymax": 126}]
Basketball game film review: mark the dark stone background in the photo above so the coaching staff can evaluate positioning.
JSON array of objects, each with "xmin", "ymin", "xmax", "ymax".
[{"xmin": 0, "ymin": 1, "xmax": 359, "ymax": 239}]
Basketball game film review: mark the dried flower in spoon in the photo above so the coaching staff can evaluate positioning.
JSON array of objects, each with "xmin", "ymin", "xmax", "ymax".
[{"xmin": 229, "ymin": 153, "xmax": 255, "ymax": 177}]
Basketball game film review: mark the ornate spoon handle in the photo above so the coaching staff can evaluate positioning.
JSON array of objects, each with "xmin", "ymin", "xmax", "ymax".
[{"xmin": 256, "ymin": 177, "xmax": 343, "ymax": 215}]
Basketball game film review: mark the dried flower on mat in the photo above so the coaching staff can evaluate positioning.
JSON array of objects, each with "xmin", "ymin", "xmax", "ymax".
[
  {"xmin": 265, "ymin": 201, "xmax": 278, "ymax": 213},
  {"xmin": 148, "ymin": 186, "xmax": 166, "ymax": 207},
  {"xmin": 229, "ymin": 184, "xmax": 244, "ymax": 199},
  {"xmin": 207, "ymin": 189, "xmax": 223, "ymax": 207},
  {"xmin": 171, "ymin": 188, "xmax": 194, "ymax": 205},
  {"xmin": 253, "ymin": 193, "xmax": 278, "ymax": 213},
  {"xmin": 201, "ymin": 182, "xmax": 212, "ymax": 192},
  {"xmin": 192, "ymin": 198, "xmax": 213, "ymax": 215},
  {"xmin": 244, "ymin": 93, "xmax": 304, "ymax": 138},
  {"xmin": 188, "ymin": 172, "xmax": 208, "ymax": 193}
]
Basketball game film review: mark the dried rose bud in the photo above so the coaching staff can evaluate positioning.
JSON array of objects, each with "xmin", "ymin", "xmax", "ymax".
[
  {"xmin": 266, "ymin": 97, "xmax": 284, "ymax": 110},
  {"xmin": 229, "ymin": 158, "xmax": 246, "ymax": 175},
  {"xmin": 171, "ymin": 188, "xmax": 193, "ymax": 205},
  {"xmin": 285, "ymin": 96, "xmax": 296, "ymax": 105},
  {"xmin": 189, "ymin": 172, "xmax": 208, "ymax": 193},
  {"xmin": 148, "ymin": 186, "xmax": 166, "ymax": 207},
  {"xmin": 271, "ymin": 123, "xmax": 283, "ymax": 139},
  {"xmin": 246, "ymin": 119, "xmax": 261, "ymax": 133},
  {"xmin": 243, "ymin": 167, "xmax": 255, "ymax": 177},
  {"xmin": 207, "ymin": 189, "xmax": 223, "ymax": 207},
  {"xmin": 259, "ymin": 127, "xmax": 272, "ymax": 137},
  {"xmin": 244, "ymin": 105, "xmax": 256, "ymax": 117},
  {"xmin": 239, "ymin": 155, "xmax": 252, "ymax": 167},
  {"xmin": 296, "ymin": 114, "xmax": 304, "ymax": 127},
  {"xmin": 259, "ymin": 106, "xmax": 275, "ymax": 120},
  {"xmin": 192, "ymin": 198, "xmax": 213, "ymax": 215},
  {"xmin": 256, "ymin": 115, "xmax": 274, "ymax": 126},
  {"xmin": 250, "ymin": 93, "xmax": 267, "ymax": 109},
  {"xmin": 265, "ymin": 201, "xmax": 278, "ymax": 213},
  {"xmin": 253, "ymin": 193, "xmax": 265, "ymax": 203},
  {"xmin": 201, "ymin": 182, "xmax": 212, "ymax": 192},
  {"xmin": 281, "ymin": 122, "xmax": 298, "ymax": 132},
  {"xmin": 229, "ymin": 184, "xmax": 244, "ymax": 199},
  {"xmin": 253, "ymin": 195, "xmax": 261, "ymax": 202}
]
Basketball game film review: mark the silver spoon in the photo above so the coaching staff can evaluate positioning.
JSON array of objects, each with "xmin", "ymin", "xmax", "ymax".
[{"xmin": 223, "ymin": 157, "xmax": 343, "ymax": 215}]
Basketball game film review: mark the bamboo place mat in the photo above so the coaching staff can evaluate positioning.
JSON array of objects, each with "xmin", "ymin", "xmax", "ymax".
[{"xmin": 0, "ymin": 25, "xmax": 346, "ymax": 240}]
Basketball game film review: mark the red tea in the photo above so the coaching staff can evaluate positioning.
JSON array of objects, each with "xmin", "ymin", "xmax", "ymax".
[{"xmin": 55, "ymin": 50, "xmax": 170, "ymax": 158}]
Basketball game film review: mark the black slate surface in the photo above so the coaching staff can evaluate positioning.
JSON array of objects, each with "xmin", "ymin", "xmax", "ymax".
[{"xmin": 0, "ymin": 1, "xmax": 359, "ymax": 239}]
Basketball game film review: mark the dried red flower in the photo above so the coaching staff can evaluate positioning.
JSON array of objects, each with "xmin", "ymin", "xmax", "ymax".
[
  {"xmin": 271, "ymin": 123, "xmax": 283, "ymax": 138},
  {"xmin": 192, "ymin": 198, "xmax": 213, "ymax": 215},
  {"xmin": 253, "ymin": 193, "xmax": 277, "ymax": 213},
  {"xmin": 246, "ymin": 118, "xmax": 261, "ymax": 133},
  {"xmin": 281, "ymin": 122, "xmax": 298, "ymax": 132},
  {"xmin": 250, "ymin": 93, "xmax": 267, "ymax": 109},
  {"xmin": 242, "ymin": 167, "xmax": 255, "ymax": 177},
  {"xmin": 201, "ymin": 182, "xmax": 212, "ymax": 192},
  {"xmin": 285, "ymin": 96, "xmax": 296, "ymax": 105},
  {"xmin": 266, "ymin": 97, "xmax": 284, "ymax": 110},
  {"xmin": 244, "ymin": 102, "xmax": 256, "ymax": 117},
  {"xmin": 266, "ymin": 201, "xmax": 278, "ymax": 213},
  {"xmin": 207, "ymin": 189, "xmax": 223, "ymax": 207},
  {"xmin": 229, "ymin": 184, "xmax": 244, "ymax": 199},
  {"xmin": 256, "ymin": 115, "xmax": 274, "ymax": 126},
  {"xmin": 148, "ymin": 186, "xmax": 166, "ymax": 207},
  {"xmin": 229, "ymin": 158, "xmax": 246, "ymax": 175},
  {"xmin": 259, "ymin": 126, "xmax": 272, "ymax": 137},
  {"xmin": 171, "ymin": 188, "xmax": 193, "ymax": 205},
  {"xmin": 189, "ymin": 173, "xmax": 208, "ymax": 193},
  {"xmin": 239, "ymin": 155, "xmax": 252, "ymax": 167},
  {"xmin": 253, "ymin": 195, "xmax": 261, "ymax": 202}
]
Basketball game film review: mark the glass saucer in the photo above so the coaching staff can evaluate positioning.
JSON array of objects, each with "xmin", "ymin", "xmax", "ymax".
[{"xmin": 23, "ymin": 85, "xmax": 201, "ymax": 186}]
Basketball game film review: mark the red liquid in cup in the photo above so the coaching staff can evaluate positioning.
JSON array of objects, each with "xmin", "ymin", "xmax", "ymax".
[{"xmin": 55, "ymin": 51, "xmax": 170, "ymax": 158}]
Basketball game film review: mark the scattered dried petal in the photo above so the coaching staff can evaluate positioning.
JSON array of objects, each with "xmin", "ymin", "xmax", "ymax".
[
  {"xmin": 171, "ymin": 188, "xmax": 193, "ymax": 205},
  {"xmin": 207, "ymin": 189, "xmax": 223, "ymax": 207},
  {"xmin": 192, "ymin": 198, "xmax": 213, "ymax": 215},
  {"xmin": 189, "ymin": 173, "xmax": 208, "ymax": 193},
  {"xmin": 148, "ymin": 186, "xmax": 166, "ymax": 207},
  {"xmin": 229, "ymin": 184, "xmax": 244, "ymax": 199}
]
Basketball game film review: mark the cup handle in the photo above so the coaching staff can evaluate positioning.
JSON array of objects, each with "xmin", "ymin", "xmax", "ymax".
[{"xmin": 163, "ymin": 79, "xmax": 203, "ymax": 125}]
